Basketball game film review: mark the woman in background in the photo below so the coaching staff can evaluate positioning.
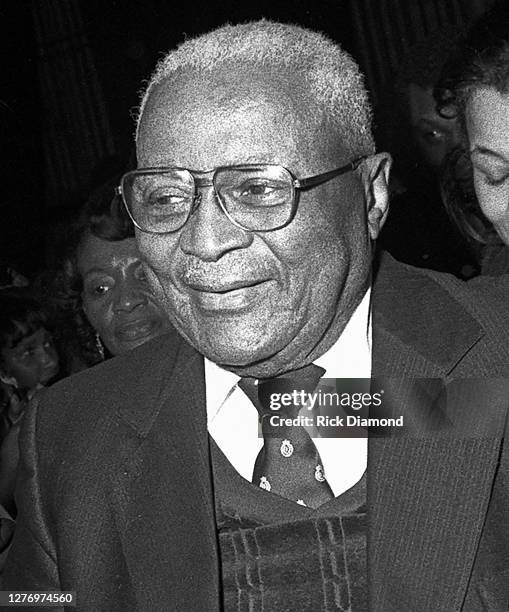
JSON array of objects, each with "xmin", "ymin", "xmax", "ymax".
[
  {"xmin": 62, "ymin": 178, "xmax": 172, "ymax": 367},
  {"xmin": 437, "ymin": 0, "xmax": 509, "ymax": 275}
]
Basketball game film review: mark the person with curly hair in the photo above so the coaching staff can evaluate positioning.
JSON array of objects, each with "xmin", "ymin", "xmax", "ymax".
[
  {"xmin": 61, "ymin": 177, "xmax": 172, "ymax": 367},
  {"xmin": 437, "ymin": 0, "xmax": 509, "ymax": 275}
]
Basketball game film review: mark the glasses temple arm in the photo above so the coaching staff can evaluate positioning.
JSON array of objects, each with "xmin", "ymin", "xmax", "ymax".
[{"xmin": 295, "ymin": 156, "xmax": 366, "ymax": 190}]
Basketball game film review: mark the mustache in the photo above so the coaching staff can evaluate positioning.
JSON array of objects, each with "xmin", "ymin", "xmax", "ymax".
[{"xmin": 178, "ymin": 255, "xmax": 278, "ymax": 286}]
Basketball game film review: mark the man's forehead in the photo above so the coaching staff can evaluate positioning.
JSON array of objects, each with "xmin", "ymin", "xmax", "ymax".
[
  {"xmin": 143, "ymin": 62, "xmax": 299, "ymax": 111},
  {"xmin": 137, "ymin": 66, "xmax": 341, "ymax": 170},
  {"xmin": 139, "ymin": 66, "xmax": 304, "ymax": 133}
]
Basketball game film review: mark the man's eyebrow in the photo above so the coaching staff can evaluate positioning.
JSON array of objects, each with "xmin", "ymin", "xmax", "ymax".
[
  {"xmin": 470, "ymin": 146, "xmax": 509, "ymax": 163},
  {"xmin": 241, "ymin": 155, "xmax": 275, "ymax": 163}
]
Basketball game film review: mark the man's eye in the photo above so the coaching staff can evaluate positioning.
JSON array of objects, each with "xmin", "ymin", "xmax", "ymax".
[
  {"xmin": 241, "ymin": 182, "xmax": 274, "ymax": 196},
  {"xmin": 233, "ymin": 180, "xmax": 287, "ymax": 206},
  {"xmin": 145, "ymin": 187, "xmax": 191, "ymax": 210}
]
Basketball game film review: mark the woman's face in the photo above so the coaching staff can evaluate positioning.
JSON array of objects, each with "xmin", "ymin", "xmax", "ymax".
[
  {"xmin": 77, "ymin": 234, "xmax": 171, "ymax": 355},
  {"xmin": 466, "ymin": 87, "xmax": 509, "ymax": 245}
]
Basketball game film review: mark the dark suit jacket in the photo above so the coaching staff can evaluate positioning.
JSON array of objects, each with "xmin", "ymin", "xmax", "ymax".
[{"xmin": 3, "ymin": 256, "xmax": 509, "ymax": 611}]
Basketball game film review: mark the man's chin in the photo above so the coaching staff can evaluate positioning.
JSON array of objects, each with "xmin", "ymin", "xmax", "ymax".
[
  {"xmin": 197, "ymin": 339, "xmax": 273, "ymax": 368},
  {"xmin": 183, "ymin": 324, "xmax": 285, "ymax": 370}
]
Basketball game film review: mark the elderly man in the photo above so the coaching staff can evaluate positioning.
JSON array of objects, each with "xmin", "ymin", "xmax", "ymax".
[{"xmin": 5, "ymin": 21, "xmax": 509, "ymax": 611}]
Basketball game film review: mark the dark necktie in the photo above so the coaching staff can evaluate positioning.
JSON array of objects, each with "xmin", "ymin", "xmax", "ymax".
[{"xmin": 238, "ymin": 364, "xmax": 334, "ymax": 509}]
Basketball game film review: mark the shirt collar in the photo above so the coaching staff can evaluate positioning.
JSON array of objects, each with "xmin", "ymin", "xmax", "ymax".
[{"xmin": 315, "ymin": 286, "xmax": 371, "ymax": 377}]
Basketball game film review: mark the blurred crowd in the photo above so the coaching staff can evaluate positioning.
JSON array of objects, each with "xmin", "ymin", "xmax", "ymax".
[{"xmin": 1, "ymin": 0, "xmax": 508, "ymax": 574}]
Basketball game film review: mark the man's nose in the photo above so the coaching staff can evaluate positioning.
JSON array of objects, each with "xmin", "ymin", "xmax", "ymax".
[
  {"xmin": 179, "ymin": 186, "xmax": 253, "ymax": 261},
  {"xmin": 113, "ymin": 281, "xmax": 147, "ymax": 312}
]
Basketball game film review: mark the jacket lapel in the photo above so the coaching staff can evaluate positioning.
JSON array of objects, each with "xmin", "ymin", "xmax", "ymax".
[
  {"xmin": 108, "ymin": 334, "xmax": 220, "ymax": 611},
  {"xmin": 368, "ymin": 257, "xmax": 506, "ymax": 611}
]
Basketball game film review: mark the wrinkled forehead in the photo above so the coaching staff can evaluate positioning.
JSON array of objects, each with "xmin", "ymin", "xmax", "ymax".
[{"xmin": 136, "ymin": 65, "xmax": 344, "ymax": 171}]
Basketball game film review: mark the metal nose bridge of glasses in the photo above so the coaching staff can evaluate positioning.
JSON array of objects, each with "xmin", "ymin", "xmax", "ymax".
[{"xmin": 116, "ymin": 156, "xmax": 365, "ymax": 233}]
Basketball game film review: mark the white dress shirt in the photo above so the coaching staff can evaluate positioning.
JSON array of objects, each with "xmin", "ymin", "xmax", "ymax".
[{"xmin": 206, "ymin": 289, "xmax": 371, "ymax": 497}]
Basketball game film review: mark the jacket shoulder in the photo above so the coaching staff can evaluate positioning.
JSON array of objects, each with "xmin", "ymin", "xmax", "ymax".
[
  {"xmin": 28, "ymin": 331, "xmax": 186, "ymax": 451},
  {"xmin": 375, "ymin": 253, "xmax": 509, "ymax": 329}
]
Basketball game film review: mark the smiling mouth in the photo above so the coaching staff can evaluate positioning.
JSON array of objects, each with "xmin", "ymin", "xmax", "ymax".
[
  {"xmin": 187, "ymin": 279, "xmax": 274, "ymax": 311},
  {"xmin": 188, "ymin": 278, "xmax": 267, "ymax": 293}
]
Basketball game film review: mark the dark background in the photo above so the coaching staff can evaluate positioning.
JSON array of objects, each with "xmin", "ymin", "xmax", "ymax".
[{"xmin": 0, "ymin": 0, "xmax": 490, "ymax": 275}]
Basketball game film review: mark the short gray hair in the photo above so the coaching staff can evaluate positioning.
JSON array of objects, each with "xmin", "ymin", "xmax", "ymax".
[{"xmin": 136, "ymin": 20, "xmax": 375, "ymax": 157}]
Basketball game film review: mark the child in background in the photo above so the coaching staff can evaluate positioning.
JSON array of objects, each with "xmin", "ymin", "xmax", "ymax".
[
  {"xmin": 0, "ymin": 289, "xmax": 60, "ymax": 574},
  {"xmin": 0, "ymin": 290, "xmax": 59, "ymax": 438}
]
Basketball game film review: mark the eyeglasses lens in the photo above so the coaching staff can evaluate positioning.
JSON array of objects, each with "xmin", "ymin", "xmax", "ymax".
[
  {"xmin": 215, "ymin": 165, "xmax": 294, "ymax": 231},
  {"xmin": 124, "ymin": 169, "xmax": 195, "ymax": 232}
]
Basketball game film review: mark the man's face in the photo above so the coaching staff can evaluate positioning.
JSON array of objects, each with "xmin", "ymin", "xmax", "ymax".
[{"xmin": 136, "ymin": 66, "xmax": 373, "ymax": 376}]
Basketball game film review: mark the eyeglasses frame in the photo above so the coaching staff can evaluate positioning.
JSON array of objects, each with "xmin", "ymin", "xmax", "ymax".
[{"xmin": 116, "ymin": 156, "xmax": 366, "ymax": 234}]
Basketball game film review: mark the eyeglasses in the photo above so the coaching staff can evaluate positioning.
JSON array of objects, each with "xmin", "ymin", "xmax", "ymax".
[{"xmin": 116, "ymin": 157, "xmax": 365, "ymax": 234}]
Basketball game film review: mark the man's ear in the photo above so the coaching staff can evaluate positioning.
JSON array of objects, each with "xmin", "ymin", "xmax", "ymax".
[{"xmin": 358, "ymin": 153, "xmax": 392, "ymax": 240}]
